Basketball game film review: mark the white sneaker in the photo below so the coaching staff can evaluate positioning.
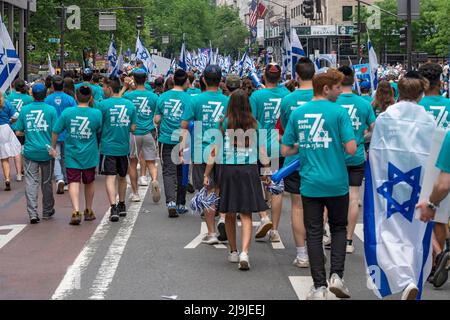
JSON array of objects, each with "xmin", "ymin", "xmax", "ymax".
[
  {"xmin": 138, "ymin": 176, "xmax": 148, "ymax": 186},
  {"xmin": 136, "ymin": 163, "xmax": 141, "ymax": 170},
  {"xmin": 16, "ymin": 174, "xmax": 23, "ymax": 182},
  {"xmin": 201, "ymin": 234, "xmax": 219, "ymax": 245},
  {"xmin": 323, "ymin": 232, "xmax": 331, "ymax": 246},
  {"xmin": 64, "ymin": 185, "xmax": 69, "ymax": 191},
  {"xmin": 306, "ymin": 286, "xmax": 328, "ymax": 300},
  {"xmin": 346, "ymin": 242, "xmax": 355, "ymax": 254},
  {"xmin": 268, "ymin": 230, "xmax": 281, "ymax": 242},
  {"xmin": 328, "ymin": 273, "xmax": 351, "ymax": 298},
  {"xmin": 293, "ymin": 255, "xmax": 310, "ymax": 268},
  {"xmin": 228, "ymin": 251, "xmax": 239, "ymax": 263},
  {"xmin": 401, "ymin": 283, "xmax": 419, "ymax": 300},
  {"xmin": 255, "ymin": 218, "xmax": 273, "ymax": 239},
  {"xmin": 129, "ymin": 192, "xmax": 141, "ymax": 202},
  {"xmin": 238, "ymin": 252, "xmax": 250, "ymax": 270}
]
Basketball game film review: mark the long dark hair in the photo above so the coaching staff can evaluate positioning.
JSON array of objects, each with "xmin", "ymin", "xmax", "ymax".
[
  {"xmin": 372, "ymin": 80, "xmax": 395, "ymax": 113},
  {"xmin": 220, "ymin": 89, "xmax": 257, "ymax": 148}
]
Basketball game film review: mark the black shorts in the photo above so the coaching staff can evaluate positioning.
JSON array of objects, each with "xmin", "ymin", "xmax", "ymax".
[
  {"xmin": 347, "ymin": 164, "xmax": 365, "ymax": 187},
  {"xmin": 17, "ymin": 135, "xmax": 25, "ymax": 145},
  {"xmin": 99, "ymin": 154, "xmax": 129, "ymax": 177},
  {"xmin": 192, "ymin": 163, "xmax": 219, "ymax": 191},
  {"xmin": 284, "ymin": 170, "xmax": 301, "ymax": 194}
]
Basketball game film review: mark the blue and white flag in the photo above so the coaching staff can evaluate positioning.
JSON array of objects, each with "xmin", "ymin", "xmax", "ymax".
[
  {"xmin": 364, "ymin": 101, "xmax": 436, "ymax": 299},
  {"xmin": 48, "ymin": 53, "xmax": 55, "ymax": 76},
  {"xmin": 110, "ymin": 48, "xmax": 123, "ymax": 77},
  {"xmin": 0, "ymin": 16, "xmax": 22, "ymax": 93},
  {"xmin": 281, "ymin": 32, "xmax": 291, "ymax": 80},
  {"xmin": 368, "ymin": 37, "xmax": 379, "ymax": 92},
  {"xmin": 348, "ymin": 56, "xmax": 361, "ymax": 95},
  {"xmin": 186, "ymin": 50, "xmax": 192, "ymax": 70},
  {"xmin": 290, "ymin": 28, "xmax": 305, "ymax": 78},
  {"xmin": 179, "ymin": 41, "xmax": 187, "ymax": 71},
  {"xmin": 135, "ymin": 35, "xmax": 153, "ymax": 73},
  {"xmin": 238, "ymin": 49, "xmax": 255, "ymax": 77},
  {"xmin": 107, "ymin": 39, "xmax": 117, "ymax": 73}
]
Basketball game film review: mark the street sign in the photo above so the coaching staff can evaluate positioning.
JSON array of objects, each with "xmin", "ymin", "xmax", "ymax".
[
  {"xmin": 162, "ymin": 36, "xmax": 169, "ymax": 44},
  {"xmin": 56, "ymin": 52, "xmax": 70, "ymax": 57},
  {"xmin": 27, "ymin": 44, "xmax": 36, "ymax": 51},
  {"xmin": 99, "ymin": 12, "xmax": 117, "ymax": 31},
  {"xmin": 48, "ymin": 38, "xmax": 60, "ymax": 43},
  {"xmin": 397, "ymin": 0, "xmax": 420, "ymax": 20}
]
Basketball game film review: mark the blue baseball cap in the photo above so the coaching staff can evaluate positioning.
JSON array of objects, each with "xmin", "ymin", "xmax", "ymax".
[
  {"xmin": 360, "ymin": 81, "xmax": 371, "ymax": 89},
  {"xmin": 32, "ymin": 83, "xmax": 46, "ymax": 94},
  {"xmin": 132, "ymin": 68, "xmax": 147, "ymax": 75},
  {"xmin": 83, "ymin": 68, "xmax": 93, "ymax": 75}
]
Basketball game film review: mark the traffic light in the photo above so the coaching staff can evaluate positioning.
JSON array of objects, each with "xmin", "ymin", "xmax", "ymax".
[
  {"xmin": 302, "ymin": 0, "xmax": 315, "ymax": 19},
  {"xmin": 399, "ymin": 26, "xmax": 407, "ymax": 49},
  {"xmin": 149, "ymin": 28, "xmax": 156, "ymax": 38},
  {"xmin": 136, "ymin": 15, "xmax": 144, "ymax": 30}
]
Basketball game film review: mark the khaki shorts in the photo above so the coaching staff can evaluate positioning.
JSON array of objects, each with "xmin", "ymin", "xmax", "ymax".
[{"xmin": 130, "ymin": 132, "xmax": 157, "ymax": 161}]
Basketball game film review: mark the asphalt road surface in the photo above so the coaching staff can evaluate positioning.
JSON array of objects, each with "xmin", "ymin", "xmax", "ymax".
[{"xmin": 0, "ymin": 162, "xmax": 448, "ymax": 300}]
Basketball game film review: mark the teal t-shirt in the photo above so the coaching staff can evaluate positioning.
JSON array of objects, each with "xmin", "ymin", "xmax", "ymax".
[
  {"xmin": 53, "ymin": 106, "xmax": 102, "ymax": 169},
  {"xmin": 279, "ymin": 88, "xmax": 314, "ymax": 166},
  {"xmin": 123, "ymin": 89, "xmax": 158, "ymax": 135},
  {"xmin": 390, "ymin": 82, "xmax": 399, "ymax": 101},
  {"xmin": 282, "ymin": 99, "xmax": 355, "ymax": 197},
  {"xmin": 75, "ymin": 82, "xmax": 104, "ymax": 102},
  {"xmin": 145, "ymin": 81, "xmax": 153, "ymax": 92},
  {"xmin": 436, "ymin": 131, "xmax": 450, "ymax": 173},
  {"xmin": 419, "ymin": 95, "xmax": 450, "ymax": 130},
  {"xmin": 361, "ymin": 95, "xmax": 374, "ymax": 104},
  {"xmin": 187, "ymin": 87, "xmax": 201, "ymax": 96},
  {"xmin": 156, "ymin": 89, "xmax": 192, "ymax": 145},
  {"xmin": 5, "ymin": 91, "xmax": 33, "ymax": 112},
  {"xmin": 97, "ymin": 97, "xmax": 137, "ymax": 156},
  {"xmin": 250, "ymin": 86, "xmax": 289, "ymax": 158},
  {"xmin": 181, "ymin": 91, "xmax": 229, "ymax": 163},
  {"xmin": 15, "ymin": 102, "xmax": 57, "ymax": 162},
  {"xmin": 215, "ymin": 118, "xmax": 259, "ymax": 165},
  {"xmin": 336, "ymin": 93, "xmax": 376, "ymax": 166},
  {"xmin": 6, "ymin": 91, "xmax": 33, "ymax": 130}
]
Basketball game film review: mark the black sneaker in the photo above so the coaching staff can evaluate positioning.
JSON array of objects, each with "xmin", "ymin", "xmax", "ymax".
[
  {"xmin": 427, "ymin": 267, "xmax": 436, "ymax": 283},
  {"xmin": 109, "ymin": 205, "xmax": 120, "ymax": 222},
  {"xmin": 30, "ymin": 216, "xmax": 40, "ymax": 224},
  {"xmin": 117, "ymin": 202, "xmax": 127, "ymax": 217},
  {"xmin": 187, "ymin": 183, "xmax": 195, "ymax": 194},
  {"xmin": 5, "ymin": 180, "xmax": 11, "ymax": 191},
  {"xmin": 43, "ymin": 209, "xmax": 55, "ymax": 220},
  {"xmin": 433, "ymin": 251, "xmax": 449, "ymax": 288},
  {"xmin": 217, "ymin": 220, "xmax": 227, "ymax": 242}
]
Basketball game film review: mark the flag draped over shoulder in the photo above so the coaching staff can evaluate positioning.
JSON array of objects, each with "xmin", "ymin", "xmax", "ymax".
[
  {"xmin": 0, "ymin": 16, "xmax": 22, "ymax": 92},
  {"xmin": 364, "ymin": 101, "xmax": 436, "ymax": 299}
]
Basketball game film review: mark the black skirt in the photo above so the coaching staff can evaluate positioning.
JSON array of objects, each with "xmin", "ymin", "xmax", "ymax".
[{"xmin": 218, "ymin": 164, "xmax": 269, "ymax": 214}]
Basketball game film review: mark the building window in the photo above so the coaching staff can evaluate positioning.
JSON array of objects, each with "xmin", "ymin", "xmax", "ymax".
[
  {"xmin": 342, "ymin": 6, "xmax": 353, "ymax": 21},
  {"xmin": 291, "ymin": 9, "xmax": 294, "ymax": 18}
]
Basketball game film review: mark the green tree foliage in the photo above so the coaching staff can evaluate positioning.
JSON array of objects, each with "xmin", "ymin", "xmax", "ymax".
[
  {"xmin": 357, "ymin": 0, "xmax": 450, "ymax": 58},
  {"xmin": 28, "ymin": 0, "xmax": 249, "ymax": 65}
]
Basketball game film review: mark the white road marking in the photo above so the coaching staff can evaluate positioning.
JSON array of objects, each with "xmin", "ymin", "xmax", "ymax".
[
  {"xmin": 51, "ymin": 209, "xmax": 112, "ymax": 300},
  {"xmin": 0, "ymin": 224, "xmax": 26, "ymax": 250},
  {"xmin": 354, "ymin": 223, "xmax": 364, "ymax": 243},
  {"xmin": 88, "ymin": 185, "xmax": 149, "ymax": 300},
  {"xmin": 288, "ymin": 276, "xmax": 340, "ymax": 300},
  {"xmin": 184, "ymin": 222, "xmax": 227, "ymax": 249}
]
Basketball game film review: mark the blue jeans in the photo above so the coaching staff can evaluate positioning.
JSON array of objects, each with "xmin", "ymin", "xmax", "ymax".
[{"xmin": 54, "ymin": 142, "xmax": 67, "ymax": 183}]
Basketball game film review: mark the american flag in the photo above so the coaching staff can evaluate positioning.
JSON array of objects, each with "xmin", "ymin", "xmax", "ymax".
[{"xmin": 249, "ymin": 0, "xmax": 258, "ymax": 28}]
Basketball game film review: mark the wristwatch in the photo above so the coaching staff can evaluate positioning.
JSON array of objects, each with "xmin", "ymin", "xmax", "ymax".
[{"xmin": 427, "ymin": 200, "xmax": 439, "ymax": 211}]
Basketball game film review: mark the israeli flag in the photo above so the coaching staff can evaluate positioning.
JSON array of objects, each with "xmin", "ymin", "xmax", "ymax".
[
  {"xmin": 135, "ymin": 35, "xmax": 153, "ymax": 74},
  {"xmin": 364, "ymin": 101, "xmax": 436, "ymax": 299},
  {"xmin": 0, "ymin": 16, "xmax": 22, "ymax": 93},
  {"xmin": 48, "ymin": 54, "xmax": 55, "ymax": 76},
  {"xmin": 238, "ymin": 49, "xmax": 255, "ymax": 77},
  {"xmin": 179, "ymin": 41, "xmax": 187, "ymax": 71},
  {"xmin": 290, "ymin": 28, "xmax": 305, "ymax": 78},
  {"xmin": 107, "ymin": 39, "xmax": 117, "ymax": 73},
  {"xmin": 110, "ymin": 48, "xmax": 123, "ymax": 77},
  {"xmin": 186, "ymin": 50, "xmax": 192, "ymax": 70},
  {"xmin": 368, "ymin": 37, "xmax": 379, "ymax": 92},
  {"xmin": 348, "ymin": 56, "xmax": 361, "ymax": 95},
  {"xmin": 281, "ymin": 33, "xmax": 291, "ymax": 80}
]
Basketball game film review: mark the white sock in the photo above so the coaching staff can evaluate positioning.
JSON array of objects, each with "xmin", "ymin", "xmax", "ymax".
[{"xmin": 297, "ymin": 246, "xmax": 307, "ymax": 257}]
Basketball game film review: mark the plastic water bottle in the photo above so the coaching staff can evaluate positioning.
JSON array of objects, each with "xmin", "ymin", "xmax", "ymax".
[{"xmin": 249, "ymin": 71, "xmax": 262, "ymax": 88}]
